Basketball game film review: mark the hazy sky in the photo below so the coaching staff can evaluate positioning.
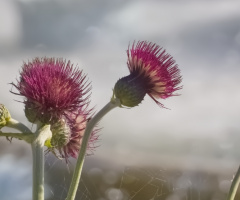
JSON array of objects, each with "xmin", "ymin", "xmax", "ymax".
[{"xmin": 0, "ymin": 0, "xmax": 240, "ymax": 185}]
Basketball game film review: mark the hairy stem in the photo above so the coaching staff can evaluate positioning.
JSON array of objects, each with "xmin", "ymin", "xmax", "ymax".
[
  {"xmin": 0, "ymin": 132, "xmax": 33, "ymax": 143},
  {"xmin": 227, "ymin": 165, "xmax": 240, "ymax": 200},
  {"xmin": 7, "ymin": 118, "xmax": 32, "ymax": 133},
  {"xmin": 32, "ymin": 124, "xmax": 52, "ymax": 200},
  {"xmin": 66, "ymin": 98, "xmax": 120, "ymax": 200}
]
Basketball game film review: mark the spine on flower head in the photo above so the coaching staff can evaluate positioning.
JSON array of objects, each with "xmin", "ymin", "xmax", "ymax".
[{"xmin": 0, "ymin": 104, "xmax": 11, "ymax": 129}]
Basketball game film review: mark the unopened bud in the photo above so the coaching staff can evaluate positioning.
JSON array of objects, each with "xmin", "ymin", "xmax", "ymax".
[
  {"xmin": 0, "ymin": 104, "xmax": 11, "ymax": 129},
  {"xmin": 50, "ymin": 118, "xmax": 71, "ymax": 148},
  {"xmin": 113, "ymin": 74, "xmax": 147, "ymax": 107}
]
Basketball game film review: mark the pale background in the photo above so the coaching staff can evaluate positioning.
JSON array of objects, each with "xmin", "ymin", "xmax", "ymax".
[{"xmin": 0, "ymin": 0, "xmax": 240, "ymax": 199}]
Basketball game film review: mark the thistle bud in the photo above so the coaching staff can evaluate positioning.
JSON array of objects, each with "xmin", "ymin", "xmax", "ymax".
[
  {"xmin": 50, "ymin": 118, "xmax": 71, "ymax": 148},
  {"xmin": 113, "ymin": 74, "xmax": 147, "ymax": 107},
  {"xmin": 0, "ymin": 104, "xmax": 11, "ymax": 129}
]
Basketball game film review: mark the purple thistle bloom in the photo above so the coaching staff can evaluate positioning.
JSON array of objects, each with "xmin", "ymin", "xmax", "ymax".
[
  {"xmin": 12, "ymin": 57, "xmax": 91, "ymax": 124},
  {"xmin": 50, "ymin": 106, "xmax": 98, "ymax": 160},
  {"xmin": 114, "ymin": 41, "xmax": 182, "ymax": 107}
]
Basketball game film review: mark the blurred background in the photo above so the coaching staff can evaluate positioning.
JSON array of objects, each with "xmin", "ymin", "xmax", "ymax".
[{"xmin": 0, "ymin": 0, "xmax": 240, "ymax": 199}]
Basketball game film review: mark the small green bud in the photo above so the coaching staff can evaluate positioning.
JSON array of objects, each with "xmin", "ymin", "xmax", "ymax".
[
  {"xmin": 50, "ymin": 118, "xmax": 70, "ymax": 148},
  {"xmin": 0, "ymin": 104, "xmax": 11, "ymax": 129},
  {"xmin": 113, "ymin": 75, "xmax": 147, "ymax": 107}
]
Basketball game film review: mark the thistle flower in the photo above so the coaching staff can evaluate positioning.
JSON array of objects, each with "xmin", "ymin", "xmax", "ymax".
[
  {"xmin": 49, "ymin": 106, "xmax": 98, "ymax": 160},
  {"xmin": 12, "ymin": 57, "xmax": 90, "ymax": 124},
  {"xmin": 113, "ymin": 41, "xmax": 182, "ymax": 107}
]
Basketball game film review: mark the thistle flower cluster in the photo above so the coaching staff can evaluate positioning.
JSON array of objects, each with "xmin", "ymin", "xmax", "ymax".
[
  {"xmin": 13, "ymin": 58, "xmax": 96, "ymax": 159},
  {"xmin": 11, "ymin": 41, "xmax": 182, "ymax": 160}
]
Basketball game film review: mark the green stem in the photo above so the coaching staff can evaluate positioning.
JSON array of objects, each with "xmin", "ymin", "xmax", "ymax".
[
  {"xmin": 32, "ymin": 124, "xmax": 52, "ymax": 200},
  {"xmin": 0, "ymin": 132, "xmax": 33, "ymax": 143},
  {"xmin": 66, "ymin": 98, "xmax": 121, "ymax": 200},
  {"xmin": 7, "ymin": 118, "xmax": 32, "ymax": 133},
  {"xmin": 227, "ymin": 165, "xmax": 240, "ymax": 200}
]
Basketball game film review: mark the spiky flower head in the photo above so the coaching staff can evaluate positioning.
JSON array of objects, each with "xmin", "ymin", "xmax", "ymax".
[
  {"xmin": 12, "ymin": 57, "xmax": 90, "ymax": 124},
  {"xmin": 113, "ymin": 41, "xmax": 182, "ymax": 107},
  {"xmin": 0, "ymin": 104, "xmax": 11, "ymax": 129},
  {"xmin": 48, "ymin": 106, "xmax": 98, "ymax": 160}
]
